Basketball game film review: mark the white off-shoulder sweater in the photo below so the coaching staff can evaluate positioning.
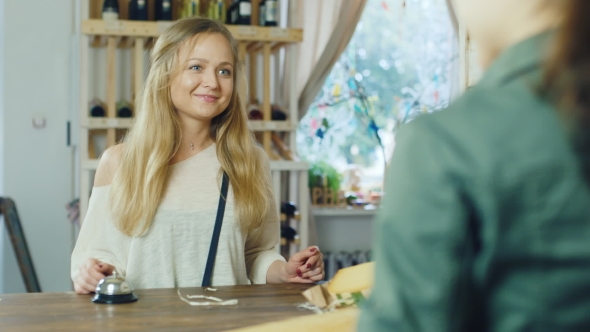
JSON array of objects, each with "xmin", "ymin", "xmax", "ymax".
[{"xmin": 71, "ymin": 144, "xmax": 285, "ymax": 289}]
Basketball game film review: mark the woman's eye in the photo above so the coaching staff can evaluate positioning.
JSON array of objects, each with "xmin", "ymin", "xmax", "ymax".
[
  {"xmin": 219, "ymin": 69, "xmax": 231, "ymax": 76},
  {"xmin": 189, "ymin": 65, "xmax": 202, "ymax": 71}
]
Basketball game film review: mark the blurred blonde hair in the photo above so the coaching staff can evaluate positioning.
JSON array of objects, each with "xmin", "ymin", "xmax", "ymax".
[{"xmin": 109, "ymin": 17, "xmax": 271, "ymax": 236}]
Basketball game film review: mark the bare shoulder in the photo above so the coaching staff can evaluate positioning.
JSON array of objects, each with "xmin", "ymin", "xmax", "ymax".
[
  {"xmin": 253, "ymin": 145, "xmax": 271, "ymax": 168},
  {"xmin": 94, "ymin": 143, "xmax": 125, "ymax": 187},
  {"xmin": 253, "ymin": 144, "xmax": 268, "ymax": 159}
]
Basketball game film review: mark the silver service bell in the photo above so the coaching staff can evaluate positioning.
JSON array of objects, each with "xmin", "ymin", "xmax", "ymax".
[{"xmin": 92, "ymin": 271, "xmax": 138, "ymax": 304}]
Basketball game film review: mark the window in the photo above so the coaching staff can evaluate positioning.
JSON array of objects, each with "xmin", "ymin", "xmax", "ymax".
[{"xmin": 297, "ymin": 0, "xmax": 457, "ymax": 203}]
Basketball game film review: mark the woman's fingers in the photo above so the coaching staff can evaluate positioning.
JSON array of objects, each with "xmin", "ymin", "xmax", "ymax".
[
  {"xmin": 287, "ymin": 247, "xmax": 322, "ymax": 278},
  {"xmin": 87, "ymin": 264, "xmax": 108, "ymax": 282},
  {"xmin": 74, "ymin": 274, "xmax": 98, "ymax": 294},
  {"xmin": 73, "ymin": 281, "xmax": 88, "ymax": 294},
  {"xmin": 292, "ymin": 253, "xmax": 325, "ymax": 282},
  {"xmin": 96, "ymin": 263, "xmax": 115, "ymax": 276},
  {"xmin": 289, "ymin": 246, "xmax": 320, "ymax": 265},
  {"xmin": 299, "ymin": 253, "xmax": 323, "ymax": 273},
  {"xmin": 74, "ymin": 258, "xmax": 113, "ymax": 294},
  {"xmin": 287, "ymin": 276, "xmax": 316, "ymax": 283},
  {"xmin": 301, "ymin": 266, "xmax": 324, "ymax": 279},
  {"xmin": 308, "ymin": 272, "xmax": 325, "ymax": 282}
]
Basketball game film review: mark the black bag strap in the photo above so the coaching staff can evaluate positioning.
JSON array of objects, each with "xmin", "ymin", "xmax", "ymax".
[{"xmin": 201, "ymin": 171, "xmax": 229, "ymax": 287}]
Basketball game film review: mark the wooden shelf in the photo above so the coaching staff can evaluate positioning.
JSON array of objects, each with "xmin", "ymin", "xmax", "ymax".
[
  {"xmin": 280, "ymin": 212, "xmax": 300, "ymax": 222},
  {"xmin": 280, "ymin": 236, "xmax": 300, "ymax": 246},
  {"xmin": 82, "ymin": 117, "xmax": 134, "ymax": 129},
  {"xmin": 83, "ymin": 19, "xmax": 161, "ymax": 37},
  {"xmin": 248, "ymin": 120, "xmax": 297, "ymax": 132},
  {"xmin": 81, "ymin": 117, "xmax": 295, "ymax": 131},
  {"xmin": 228, "ymin": 25, "xmax": 303, "ymax": 43},
  {"xmin": 82, "ymin": 19, "xmax": 302, "ymax": 46}
]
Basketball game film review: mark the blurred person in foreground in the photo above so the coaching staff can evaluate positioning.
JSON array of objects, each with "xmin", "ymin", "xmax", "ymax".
[{"xmin": 359, "ymin": 0, "xmax": 590, "ymax": 330}]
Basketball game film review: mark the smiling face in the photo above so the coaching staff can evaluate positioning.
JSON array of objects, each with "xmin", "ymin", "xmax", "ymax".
[{"xmin": 170, "ymin": 33, "xmax": 235, "ymax": 126}]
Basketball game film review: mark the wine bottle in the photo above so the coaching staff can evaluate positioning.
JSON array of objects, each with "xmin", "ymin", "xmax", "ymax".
[
  {"xmin": 217, "ymin": 0, "xmax": 226, "ymax": 23},
  {"xmin": 258, "ymin": 0, "xmax": 265, "ymax": 26},
  {"xmin": 180, "ymin": 0, "xmax": 199, "ymax": 18},
  {"xmin": 116, "ymin": 101, "xmax": 133, "ymax": 118},
  {"xmin": 248, "ymin": 109, "xmax": 263, "ymax": 120},
  {"xmin": 226, "ymin": 0, "xmax": 233, "ymax": 24},
  {"xmin": 102, "ymin": 0, "xmax": 119, "ymax": 21},
  {"xmin": 206, "ymin": 0, "xmax": 215, "ymax": 19},
  {"xmin": 229, "ymin": 0, "xmax": 238, "ymax": 24},
  {"xmin": 180, "ymin": 0, "xmax": 189, "ymax": 18},
  {"xmin": 89, "ymin": 99, "xmax": 106, "ymax": 117},
  {"xmin": 208, "ymin": 0, "xmax": 223, "ymax": 21},
  {"xmin": 264, "ymin": 0, "xmax": 277, "ymax": 26},
  {"xmin": 190, "ymin": 0, "xmax": 200, "ymax": 17},
  {"xmin": 237, "ymin": 0, "xmax": 251, "ymax": 25},
  {"xmin": 128, "ymin": 0, "xmax": 148, "ymax": 21},
  {"xmin": 271, "ymin": 105, "xmax": 287, "ymax": 120},
  {"xmin": 156, "ymin": 0, "xmax": 173, "ymax": 21}
]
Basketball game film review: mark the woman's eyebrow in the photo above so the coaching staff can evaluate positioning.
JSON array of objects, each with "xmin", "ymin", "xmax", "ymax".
[{"xmin": 188, "ymin": 58, "xmax": 234, "ymax": 68}]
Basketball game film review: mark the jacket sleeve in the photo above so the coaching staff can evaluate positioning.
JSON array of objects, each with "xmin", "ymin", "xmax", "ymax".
[
  {"xmin": 244, "ymin": 147, "xmax": 286, "ymax": 284},
  {"xmin": 358, "ymin": 117, "xmax": 474, "ymax": 331}
]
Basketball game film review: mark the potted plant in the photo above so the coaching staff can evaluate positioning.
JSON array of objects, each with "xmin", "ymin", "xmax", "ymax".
[{"xmin": 308, "ymin": 161, "xmax": 343, "ymax": 205}]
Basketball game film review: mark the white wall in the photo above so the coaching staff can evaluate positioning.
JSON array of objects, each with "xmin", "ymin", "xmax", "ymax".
[
  {"xmin": 1, "ymin": 0, "xmax": 76, "ymax": 293},
  {"xmin": 0, "ymin": 0, "xmax": 5, "ymax": 293},
  {"xmin": 314, "ymin": 213, "xmax": 374, "ymax": 253}
]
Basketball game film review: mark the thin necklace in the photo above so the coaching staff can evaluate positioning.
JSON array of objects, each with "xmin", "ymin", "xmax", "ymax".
[{"xmin": 190, "ymin": 142, "xmax": 194, "ymax": 150}]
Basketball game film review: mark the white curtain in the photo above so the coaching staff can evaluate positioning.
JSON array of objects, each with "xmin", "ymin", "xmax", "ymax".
[
  {"xmin": 282, "ymin": 0, "xmax": 368, "ymax": 120},
  {"xmin": 278, "ymin": 0, "xmax": 367, "ymax": 247}
]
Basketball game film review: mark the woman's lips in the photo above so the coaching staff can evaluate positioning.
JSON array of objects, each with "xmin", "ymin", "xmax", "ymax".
[{"xmin": 195, "ymin": 94, "xmax": 219, "ymax": 103}]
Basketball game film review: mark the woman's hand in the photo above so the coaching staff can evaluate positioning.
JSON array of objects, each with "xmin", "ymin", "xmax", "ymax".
[
  {"xmin": 282, "ymin": 246, "xmax": 325, "ymax": 283},
  {"xmin": 73, "ymin": 258, "xmax": 115, "ymax": 294}
]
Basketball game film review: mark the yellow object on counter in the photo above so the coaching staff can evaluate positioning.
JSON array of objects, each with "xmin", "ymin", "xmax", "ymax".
[
  {"xmin": 327, "ymin": 261, "xmax": 375, "ymax": 294},
  {"xmin": 302, "ymin": 262, "xmax": 376, "ymax": 309}
]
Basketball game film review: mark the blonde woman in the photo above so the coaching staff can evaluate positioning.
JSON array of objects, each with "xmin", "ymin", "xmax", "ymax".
[{"xmin": 72, "ymin": 17, "xmax": 324, "ymax": 293}]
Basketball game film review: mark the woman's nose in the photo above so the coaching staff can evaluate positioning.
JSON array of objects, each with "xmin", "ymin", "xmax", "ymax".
[{"xmin": 202, "ymin": 70, "xmax": 219, "ymax": 89}]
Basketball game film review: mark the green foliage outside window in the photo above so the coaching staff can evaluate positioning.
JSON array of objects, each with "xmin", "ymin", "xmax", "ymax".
[{"xmin": 308, "ymin": 161, "xmax": 343, "ymax": 194}]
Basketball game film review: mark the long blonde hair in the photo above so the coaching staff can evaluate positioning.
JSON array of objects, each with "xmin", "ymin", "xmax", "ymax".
[{"xmin": 110, "ymin": 17, "xmax": 271, "ymax": 236}]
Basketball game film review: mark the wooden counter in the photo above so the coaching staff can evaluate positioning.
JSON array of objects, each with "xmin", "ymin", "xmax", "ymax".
[{"xmin": 0, "ymin": 284, "xmax": 315, "ymax": 331}]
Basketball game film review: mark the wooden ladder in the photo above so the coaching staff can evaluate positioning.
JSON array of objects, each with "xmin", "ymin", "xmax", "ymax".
[{"xmin": 0, "ymin": 197, "xmax": 41, "ymax": 292}]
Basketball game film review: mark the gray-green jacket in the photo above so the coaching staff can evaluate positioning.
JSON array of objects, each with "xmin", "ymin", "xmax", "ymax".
[{"xmin": 358, "ymin": 31, "xmax": 590, "ymax": 331}]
